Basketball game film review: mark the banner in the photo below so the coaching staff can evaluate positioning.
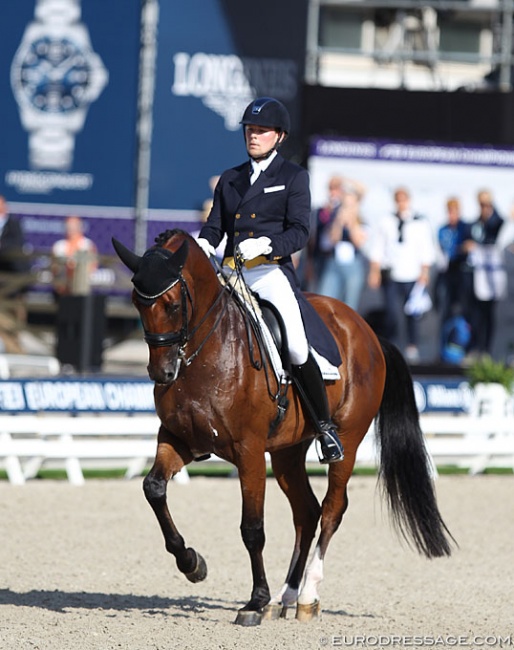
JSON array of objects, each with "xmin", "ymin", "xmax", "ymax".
[
  {"xmin": 1, "ymin": 0, "xmax": 140, "ymax": 209},
  {"xmin": 0, "ymin": 377, "xmax": 473, "ymax": 414},
  {"xmin": 0, "ymin": 378, "xmax": 154, "ymax": 413},
  {"xmin": 2, "ymin": 0, "xmax": 309, "ymax": 254},
  {"xmin": 308, "ymin": 137, "xmax": 514, "ymax": 231},
  {"xmin": 148, "ymin": 0, "xmax": 308, "ymax": 211}
]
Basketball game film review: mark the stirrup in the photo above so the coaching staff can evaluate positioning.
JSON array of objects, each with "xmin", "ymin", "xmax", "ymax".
[{"xmin": 315, "ymin": 424, "xmax": 344, "ymax": 464}]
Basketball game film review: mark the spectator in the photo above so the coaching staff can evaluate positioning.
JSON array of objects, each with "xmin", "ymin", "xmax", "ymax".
[
  {"xmin": 367, "ymin": 186, "xmax": 435, "ymax": 362},
  {"xmin": 200, "ymin": 175, "xmax": 221, "ymax": 224},
  {"xmin": 496, "ymin": 201, "xmax": 514, "ymax": 254},
  {"xmin": 191, "ymin": 175, "xmax": 225, "ymax": 260},
  {"xmin": 317, "ymin": 183, "xmax": 368, "ymax": 312},
  {"xmin": 0, "ymin": 195, "xmax": 31, "ymax": 333},
  {"xmin": 51, "ymin": 215, "xmax": 98, "ymax": 297},
  {"xmin": 0, "ymin": 195, "xmax": 29, "ymax": 275},
  {"xmin": 305, "ymin": 176, "xmax": 346, "ymax": 291},
  {"xmin": 436, "ymin": 196, "xmax": 471, "ymax": 324},
  {"xmin": 463, "ymin": 189, "xmax": 506, "ymax": 357}
]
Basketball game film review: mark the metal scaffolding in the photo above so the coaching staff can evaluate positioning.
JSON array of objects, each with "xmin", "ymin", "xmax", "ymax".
[
  {"xmin": 306, "ymin": 0, "xmax": 514, "ymax": 91},
  {"xmin": 134, "ymin": 0, "xmax": 159, "ymax": 255}
]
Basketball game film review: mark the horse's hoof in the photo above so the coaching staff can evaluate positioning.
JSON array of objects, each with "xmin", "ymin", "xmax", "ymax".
[
  {"xmin": 262, "ymin": 602, "xmax": 288, "ymax": 620},
  {"xmin": 184, "ymin": 551, "xmax": 207, "ymax": 583},
  {"xmin": 234, "ymin": 609, "xmax": 263, "ymax": 626},
  {"xmin": 296, "ymin": 600, "xmax": 321, "ymax": 622}
]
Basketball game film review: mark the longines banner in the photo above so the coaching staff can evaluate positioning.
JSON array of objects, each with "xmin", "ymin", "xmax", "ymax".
[
  {"xmin": 148, "ymin": 0, "xmax": 308, "ymax": 211},
  {"xmin": 1, "ymin": 0, "xmax": 308, "ymax": 250}
]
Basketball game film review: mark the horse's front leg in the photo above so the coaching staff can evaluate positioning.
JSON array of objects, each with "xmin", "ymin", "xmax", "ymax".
[
  {"xmin": 234, "ymin": 450, "xmax": 269, "ymax": 626},
  {"xmin": 143, "ymin": 427, "xmax": 206, "ymax": 583}
]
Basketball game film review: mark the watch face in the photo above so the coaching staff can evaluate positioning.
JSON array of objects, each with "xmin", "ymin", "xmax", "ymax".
[{"xmin": 17, "ymin": 36, "xmax": 93, "ymax": 112}]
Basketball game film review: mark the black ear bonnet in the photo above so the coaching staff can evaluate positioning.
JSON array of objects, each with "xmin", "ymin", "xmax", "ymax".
[{"xmin": 112, "ymin": 238, "xmax": 189, "ymax": 300}]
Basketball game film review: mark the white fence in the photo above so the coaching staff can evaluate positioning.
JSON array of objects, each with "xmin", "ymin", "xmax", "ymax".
[{"xmin": 1, "ymin": 410, "xmax": 513, "ymax": 485}]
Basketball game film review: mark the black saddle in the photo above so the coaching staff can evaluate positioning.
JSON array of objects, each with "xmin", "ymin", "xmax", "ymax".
[{"xmin": 258, "ymin": 298, "xmax": 291, "ymax": 374}]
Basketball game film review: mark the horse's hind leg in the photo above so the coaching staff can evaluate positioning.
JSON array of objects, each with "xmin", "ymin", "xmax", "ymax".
[
  {"xmin": 265, "ymin": 442, "xmax": 321, "ymax": 619},
  {"xmin": 296, "ymin": 444, "xmax": 359, "ymax": 621},
  {"xmin": 143, "ymin": 428, "xmax": 206, "ymax": 582}
]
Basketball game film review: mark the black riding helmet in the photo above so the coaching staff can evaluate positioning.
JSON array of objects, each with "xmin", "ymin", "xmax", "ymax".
[{"xmin": 240, "ymin": 97, "xmax": 291, "ymax": 135}]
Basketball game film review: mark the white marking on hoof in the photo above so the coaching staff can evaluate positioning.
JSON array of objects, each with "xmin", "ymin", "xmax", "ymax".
[
  {"xmin": 270, "ymin": 583, "xmax": 298, "ymax": 607},
  {"xmin": 298, "ymin": 546, "xmax": 324, "ymax": 606}
]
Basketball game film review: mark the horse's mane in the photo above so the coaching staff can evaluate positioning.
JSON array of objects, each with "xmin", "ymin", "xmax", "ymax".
[{"xmin": 154, "ymin": 229, "xmax": 190, "ymax": 248}]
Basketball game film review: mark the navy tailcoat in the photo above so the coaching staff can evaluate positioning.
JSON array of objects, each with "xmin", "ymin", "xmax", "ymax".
[{"xmin": 199, "ymin": 153, "xmax": 342, "ymax": 367}]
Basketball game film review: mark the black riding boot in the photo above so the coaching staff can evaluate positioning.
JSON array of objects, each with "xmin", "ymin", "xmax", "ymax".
[{"xmin": 292, "ymin": 354, "xmax": 344, "ymax": 464}]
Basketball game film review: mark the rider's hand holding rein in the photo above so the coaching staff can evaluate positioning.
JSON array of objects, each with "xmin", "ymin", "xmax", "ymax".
[
  {"xmin": 237, "ymin": 236, "xmax": 272, "ymax": 261},
  {"xmin": 197, "ymin": 237, "xmax": 216, "ymax": 258}
]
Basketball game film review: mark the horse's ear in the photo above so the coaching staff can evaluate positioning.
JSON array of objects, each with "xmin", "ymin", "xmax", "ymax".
[
  {"xmin": 170, "ymin": 239, "xmax": 189, "ymax": 273},
  {"xmin": 112, "ymin": 237, "xmax": 142, "ymax": 273}
]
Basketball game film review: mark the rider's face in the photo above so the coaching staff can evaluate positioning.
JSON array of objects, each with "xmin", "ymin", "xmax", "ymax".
[{"xmin": 245, "ymin": 125, "xmax": 282, "ymax": 159}]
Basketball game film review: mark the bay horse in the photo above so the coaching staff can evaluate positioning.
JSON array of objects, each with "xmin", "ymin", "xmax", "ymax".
[{"xmin": 113, "ymin": 229, "xmax": 454, "ymax": 626}]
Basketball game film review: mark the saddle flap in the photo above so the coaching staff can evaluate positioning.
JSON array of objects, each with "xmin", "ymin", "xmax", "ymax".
[{"xmin": 258, "ymin": 298, "xmax": 291, "ymax": 374}]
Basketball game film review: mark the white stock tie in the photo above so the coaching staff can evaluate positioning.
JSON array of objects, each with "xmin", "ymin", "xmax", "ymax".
[{"xmin": 250, "ymin": 164, "xmax": 261, "ymax": 185}]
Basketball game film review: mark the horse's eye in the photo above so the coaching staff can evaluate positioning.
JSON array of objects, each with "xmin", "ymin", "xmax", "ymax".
[{"xmin": 166, "ymin": 303, "xmax": 180, "ymax": 316}]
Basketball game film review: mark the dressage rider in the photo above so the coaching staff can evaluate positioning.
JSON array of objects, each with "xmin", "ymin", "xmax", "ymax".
[{"xmin": 196, "ymin": 97, "xmax": 344, "ymax": 464}]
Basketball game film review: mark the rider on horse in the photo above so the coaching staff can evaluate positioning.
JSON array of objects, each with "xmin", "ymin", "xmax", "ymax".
[{"xmin": 197, "ymin": 97, "xmax": 344, "ymax": 464}]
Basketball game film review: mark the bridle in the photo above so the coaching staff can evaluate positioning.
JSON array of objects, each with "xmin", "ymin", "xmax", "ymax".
[
  {"xmin": 137, "ymin": 268, "xmax": 230, "ymax": 367},
  {"xmin": 137, "ymin": 248, "xmax": 282, "ymax": 402}
]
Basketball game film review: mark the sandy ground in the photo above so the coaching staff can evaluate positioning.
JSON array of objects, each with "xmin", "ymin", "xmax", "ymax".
[{"xmin": 1, "ymin": 474, "xmax": 513, "ymax": 650}]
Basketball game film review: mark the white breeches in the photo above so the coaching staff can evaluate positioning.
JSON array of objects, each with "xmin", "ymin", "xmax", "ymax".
[{"xmin": 239, "ymin": 265, "xmax": 309, "ymax": 366}]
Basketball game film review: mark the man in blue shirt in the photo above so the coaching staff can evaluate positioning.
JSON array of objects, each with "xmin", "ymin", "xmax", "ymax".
[{"xmin": 437, "ymin": 196, "xmax": 470, "ymax": 324}]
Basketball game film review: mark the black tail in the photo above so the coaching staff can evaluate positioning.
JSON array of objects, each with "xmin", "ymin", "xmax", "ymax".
[{"xmin": 376, "ymin": 338, "xmax": 456, "ymax": 558}]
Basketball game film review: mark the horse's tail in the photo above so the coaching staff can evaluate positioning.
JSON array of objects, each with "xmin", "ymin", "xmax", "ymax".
[{"xmin": 375, "ymin": 338, "xmax": 455, "ymax": 558}]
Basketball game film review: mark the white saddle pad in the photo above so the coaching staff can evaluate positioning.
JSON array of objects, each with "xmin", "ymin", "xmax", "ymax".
[{"xmin": 221, "ymin": 274, "xmax": 340, "ymax": 382}]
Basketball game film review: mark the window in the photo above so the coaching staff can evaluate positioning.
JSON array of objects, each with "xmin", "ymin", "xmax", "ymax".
[{"xmin": 319, "ymin": 7, "xmax": 364, "ymax": 50}]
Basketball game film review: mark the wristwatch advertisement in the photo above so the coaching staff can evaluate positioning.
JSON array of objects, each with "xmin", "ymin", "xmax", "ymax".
[{"xmin": 10, "ymin": 0, "xmax": 108, "ymax": 171}]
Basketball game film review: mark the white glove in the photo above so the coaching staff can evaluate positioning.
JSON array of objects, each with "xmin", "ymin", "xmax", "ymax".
[
  {"xmin": 237, "ymin": 237, "xmax": 272, "ymax": 261},
  {"xmin": 196, "ymin": 238, "xmax": 216, "ymax": 258}
]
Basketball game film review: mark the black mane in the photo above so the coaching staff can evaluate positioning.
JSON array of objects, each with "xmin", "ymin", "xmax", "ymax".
[{"xmin": 154, "ymin": 228, "xmax": 189, "ymax": 248}]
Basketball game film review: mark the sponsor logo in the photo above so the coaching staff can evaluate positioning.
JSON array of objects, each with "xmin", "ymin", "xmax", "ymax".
[{"xmin": 172, "ymin": 52, "xmax": 298, "ymax": 130}]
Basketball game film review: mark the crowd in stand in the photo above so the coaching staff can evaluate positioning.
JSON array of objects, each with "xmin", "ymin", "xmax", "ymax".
[
  {"xmin": 1, "ymin": 181, "xmax": 513, "ymax": 365},
  {"xmin": 300, "ymin": 179, "xmax": 512, "ymax": 365}
]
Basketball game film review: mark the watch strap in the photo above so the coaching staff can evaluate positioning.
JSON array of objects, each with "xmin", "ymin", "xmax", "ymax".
[
  {"xmin": 29, "ymin": 128, "xmax": 75, "ymax": 170},
  {"xmin": 35, "ymin": 0, "xmax": 81, "ymax": 25}
]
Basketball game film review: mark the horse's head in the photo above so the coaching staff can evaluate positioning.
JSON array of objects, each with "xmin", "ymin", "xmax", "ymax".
[{"xmin": 113, "ymin": 230, "xmax": 219, "ymax": 385}]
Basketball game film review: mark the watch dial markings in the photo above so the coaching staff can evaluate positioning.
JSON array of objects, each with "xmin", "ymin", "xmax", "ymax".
[{"xmin": 19, "ymin": 37, "xmax": 93, "ymax": 113}]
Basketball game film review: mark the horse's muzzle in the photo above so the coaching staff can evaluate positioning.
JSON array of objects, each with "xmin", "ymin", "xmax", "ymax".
[{"xmin": 147, "ymin": 357, "xmax": 182, "ymax": 385}]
